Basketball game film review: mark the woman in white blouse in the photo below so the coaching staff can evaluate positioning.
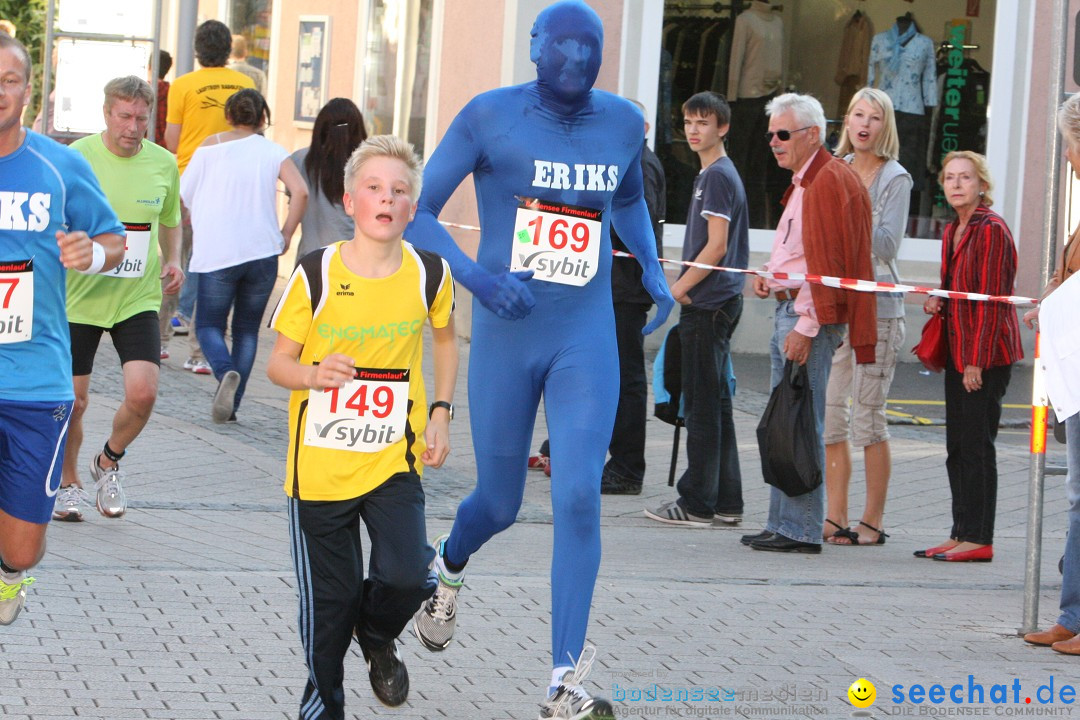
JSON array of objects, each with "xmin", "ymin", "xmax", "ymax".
[{"xmin": 181, "ymin": 89, "xmax": 308, "ymax": 423}]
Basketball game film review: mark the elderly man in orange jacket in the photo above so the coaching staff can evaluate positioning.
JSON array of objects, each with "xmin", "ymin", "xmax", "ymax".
[{"xmin": 742, "ymin": 92, "xmax": 876, "ymax": 554}]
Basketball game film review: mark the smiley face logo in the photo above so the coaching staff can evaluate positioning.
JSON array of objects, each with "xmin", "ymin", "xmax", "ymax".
[{"xmin": 848, "ymin": 678, "xmax": 876, "ymax": 708}]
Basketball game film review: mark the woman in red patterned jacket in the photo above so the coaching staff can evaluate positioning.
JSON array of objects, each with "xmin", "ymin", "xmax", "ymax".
[{"xmin": 917, "ymin": 150, "xmax": 1023, "ymax": 563}]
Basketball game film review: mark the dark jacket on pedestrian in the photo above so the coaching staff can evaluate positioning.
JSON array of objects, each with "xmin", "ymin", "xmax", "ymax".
[{"xmin": 611, "ymin": 141, "xmax": 666, "ymax": 305}]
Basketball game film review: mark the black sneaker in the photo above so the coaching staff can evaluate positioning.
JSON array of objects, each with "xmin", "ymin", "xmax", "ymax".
[
  {"xmin": 360, "ymin": 639, "xmax": 409, "ymax": 707},
  {"xmin": 599, "ymin": 473, "xmax": 642, "ymax": 495}
]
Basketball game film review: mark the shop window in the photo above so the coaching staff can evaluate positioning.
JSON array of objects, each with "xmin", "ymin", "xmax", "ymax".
[
  {"xmin": 230, "ymin": 0, "xmax": 272, "ymax": 75},
  {"xmin": 361, "ymin": 0, "xmax": 433, "ymax": 156},
  {"xmin": 655, "ymin": 0, "xmax": 995, "ymax": 240}
]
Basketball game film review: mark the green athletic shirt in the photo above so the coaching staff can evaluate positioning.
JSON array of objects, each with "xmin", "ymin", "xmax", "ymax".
[{"xmin": 66, "ymin": 134, "xmax": 181, "ymax": 327}]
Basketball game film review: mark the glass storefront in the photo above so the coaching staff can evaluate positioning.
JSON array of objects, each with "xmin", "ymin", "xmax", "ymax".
[
  {"xmin": 230, "ymin": 0, "xmax": 272, "ymax": 74},
  {"xmin": 361, "ymin": 0, "xmax": 433, "ymax": 155},
  {"xmin": 656, "ymin": 0, "xmax": 996, "ymax": 240}
]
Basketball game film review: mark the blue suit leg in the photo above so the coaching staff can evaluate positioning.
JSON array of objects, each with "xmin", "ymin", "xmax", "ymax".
[
  {"xmin": 543, "ymin": 331, "xmax": 618, "ymax": 667},
  {"xmin": 444, "ymin": 337, "xmax": 544, "ymax": 566}
]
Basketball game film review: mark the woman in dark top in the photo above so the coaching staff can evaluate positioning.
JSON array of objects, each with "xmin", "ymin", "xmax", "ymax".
[{"xmin": 290, "ymin": 98, "xmax": 367, "ymax": 263}]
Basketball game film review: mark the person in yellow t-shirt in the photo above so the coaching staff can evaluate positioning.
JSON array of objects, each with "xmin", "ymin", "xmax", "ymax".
[
  {"xmin": 266, "ymin": 135, "xmax": 457, "ymax": 715},
  {"xmin": 162, "ymin": 19, "xmax": 255, "ymax": 373}
]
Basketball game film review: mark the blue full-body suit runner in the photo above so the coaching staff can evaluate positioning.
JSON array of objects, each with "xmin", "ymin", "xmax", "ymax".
[{"xmin": 406, "ymin": 0, "xmax": 674, "ymax": 670}]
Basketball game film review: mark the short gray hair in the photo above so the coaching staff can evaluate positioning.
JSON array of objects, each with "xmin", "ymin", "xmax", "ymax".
[
  {"xmin": 103, "ymin": 76, "xmax": 155, "ymax": 112},
  {"xmin": 1059, "ymin": 92, "xmax": 1080, "ymax": 150},
  {"xmin": 765, "ymin": 93, "xmax": 826, "ymax": 145}
]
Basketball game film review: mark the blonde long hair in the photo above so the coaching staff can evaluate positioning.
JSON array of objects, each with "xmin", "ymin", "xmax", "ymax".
[{"xmin": 835, "ymin": 88, "xmax": 899, "ymax": 161}]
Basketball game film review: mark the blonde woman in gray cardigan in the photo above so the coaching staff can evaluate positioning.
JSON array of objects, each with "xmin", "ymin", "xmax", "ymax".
[{"xmin": 822, "ymin": 87, "xmax": 912, "ymax": 546}]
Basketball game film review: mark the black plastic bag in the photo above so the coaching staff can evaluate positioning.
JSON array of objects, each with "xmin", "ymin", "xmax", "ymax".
[{"xmin": 756, "ymin": 360, "xmax": 822, "ymax": 497}]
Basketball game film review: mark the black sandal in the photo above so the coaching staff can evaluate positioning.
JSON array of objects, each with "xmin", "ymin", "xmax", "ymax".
[
  {"xmin": 856, "ymin": 521, "xmax": 889, "ymax": 546},
  {"xmin": 825, "ymin": 519, "xmax": 859, "ymax": 545},
  {"xmin": 824, "ymin": 518, "xmax": 846, "ymax": 540}
]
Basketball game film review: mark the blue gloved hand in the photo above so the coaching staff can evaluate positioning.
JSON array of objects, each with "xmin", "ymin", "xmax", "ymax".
[
  {"xmin": 468, "ymin": 269, "xmax": 536, "ymax": 320},
  {"xmin": 641, "ymin": 269, "xmax": 675, "ymax": 335}
]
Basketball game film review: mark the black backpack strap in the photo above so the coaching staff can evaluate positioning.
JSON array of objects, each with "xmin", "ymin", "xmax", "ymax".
[
  {"xmin": 411, "ymin": 245, "xmax": 451, "ymax": 312},
  {"xmin": 297, "ymin": 246, "xmax": 328, "ymax": 315}
]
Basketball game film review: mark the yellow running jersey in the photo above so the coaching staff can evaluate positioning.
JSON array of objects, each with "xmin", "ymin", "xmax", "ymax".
[{"xmin": 269, "ymin": 241, "xmax": 455, "ymax": 500}]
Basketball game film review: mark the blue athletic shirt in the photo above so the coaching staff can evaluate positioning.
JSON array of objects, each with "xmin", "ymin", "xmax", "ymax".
[{"xmin": 0, "ymin": 130, "xmax": 124, "ymax": 401}]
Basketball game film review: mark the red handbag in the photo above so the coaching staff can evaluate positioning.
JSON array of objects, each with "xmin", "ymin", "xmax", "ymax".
[{"xmin": 912, "ymin": 312, "xmax": 947, "ymax": 373}]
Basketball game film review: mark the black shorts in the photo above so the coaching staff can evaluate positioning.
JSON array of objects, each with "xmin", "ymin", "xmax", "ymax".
[{"xmin": 69, "ymin": 310, "xmax": 161, "ymax": 376}]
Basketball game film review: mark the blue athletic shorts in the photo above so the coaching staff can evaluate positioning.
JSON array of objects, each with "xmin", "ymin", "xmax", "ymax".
[{"xmin": 0, "ymin": 399, "xmax": 73, "ymax": 524}]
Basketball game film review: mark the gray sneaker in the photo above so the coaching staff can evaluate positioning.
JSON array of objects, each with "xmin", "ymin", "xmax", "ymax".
[
  {"xmin": 90, "ymin": 458, "xmax": 126, "ymax": 518},
  {"xmin": 0, "ymin": 571, "xmax": 34, "ymax": 626},
  {"xmin": 212, "ymin": 370, "xmax": 241, "ymax": 424},
  {"xmin": 52, "ymin": 484, "xmax": 90, "ymax": 522},
  {"xmin": 412, "ymin": 534, "xmax": 463, "ymax": 651},
  {"xmin": 538, "ymin": 645, "xmax": 615, "ymax": 720},
  {"xmin": 643, "ymin": 500, "xmax": 711, "ymax": 528}
]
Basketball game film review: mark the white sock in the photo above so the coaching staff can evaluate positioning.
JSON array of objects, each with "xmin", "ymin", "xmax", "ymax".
[
  {"xmin": 0, "ymin": 566, "xmax": 22, "ymax": 582},
  {"xmin": 550, "ymin": 665, "xmax": 573, "ymax": 695},
  {"xmin": 434, "ymin": 538, "xmax": 464, "ymax": 583}
]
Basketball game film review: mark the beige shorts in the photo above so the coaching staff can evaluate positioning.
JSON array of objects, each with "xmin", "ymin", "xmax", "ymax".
[{"xmin": 824, "ymin": 317, "xmax": 906, "ymax": 448}]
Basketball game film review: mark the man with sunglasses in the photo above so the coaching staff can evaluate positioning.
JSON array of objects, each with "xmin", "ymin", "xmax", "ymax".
[{"xmin": 742, "ymin": 93, "xmax": 876, "ymax": 554}]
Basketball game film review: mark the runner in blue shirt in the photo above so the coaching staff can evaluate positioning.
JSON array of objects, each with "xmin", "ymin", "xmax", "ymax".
[{"xmin": 0, "ymin": 33, "xmax": 125, "ymax": 625}]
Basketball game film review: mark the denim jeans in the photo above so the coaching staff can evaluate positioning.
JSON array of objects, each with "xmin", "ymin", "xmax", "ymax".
[
  {"xmin": 603, "ymin": 301, "xmax": 651, "ymax": 485},
  {"xmin": 1059, "ymin": 414, "xmax": 1080, "ymax": 632},
  {"xmin": 675, "ymin": 297, "xmax": 743, "ymax": 517},
  {"xmin": 764, "ymin": 300, "xmax": 844, "ymax": 544},
  {"xmin": 178, "ymin": 271, "xmax": 198, "ymax": 319},
  {"xmin": 195, "ymin": 255, "xmax": 278, "ymax": 411}
]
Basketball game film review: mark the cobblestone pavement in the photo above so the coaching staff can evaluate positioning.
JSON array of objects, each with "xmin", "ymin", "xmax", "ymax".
[{"xmin": 1, "ymin": 283, "xmax": 1074, "ymax": 719}]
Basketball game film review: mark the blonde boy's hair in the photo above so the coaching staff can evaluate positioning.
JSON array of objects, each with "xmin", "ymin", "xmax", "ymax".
[{"xmin": 343, "ymin": 135, "xmax": 423, "ymax": 202}]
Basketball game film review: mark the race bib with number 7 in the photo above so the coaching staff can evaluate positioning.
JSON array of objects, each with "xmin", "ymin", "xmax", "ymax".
[
  {"xmin": 0, "ymin": 259, "xmax": 33, "ymax": 344},
  {"xmin": 510, "ymin": 197, "xmax": 601, "ymax": 287},
  {"xmin": 304, "ymin": 367, "xmax": 410, "ymax": 453}
]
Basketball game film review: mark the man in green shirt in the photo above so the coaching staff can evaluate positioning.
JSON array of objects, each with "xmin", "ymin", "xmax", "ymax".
[{"xmin": 53, "ymin": 76, "xmax": 184, "ymax": 522}]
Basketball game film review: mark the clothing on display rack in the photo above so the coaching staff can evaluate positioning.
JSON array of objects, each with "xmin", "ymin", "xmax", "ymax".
[
  {"xmin": 728, "ymin": 0, "xmax": 786, "ymax": 229},
  {"xmin": 657, "ymin": 6, "xmax": 735, "ymax": 227},
  {"xmin": 835, "ymin": 11, "xmax": 874, "ymax": 118},
  {"xmin": 869, "ymin": 15, "xmax": 937, "ymax": 192}
]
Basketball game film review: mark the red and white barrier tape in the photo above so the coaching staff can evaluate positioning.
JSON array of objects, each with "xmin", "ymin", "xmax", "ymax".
[
  {"xmin": 436, "ymin": 220, "xmax": 1037, "ymax": 305},
  {"xmin": 440, "ymin": 221, "xmax": 482, "ymax": 232},
  {"xmin": 613, "ymin": 250, "xmax": 1039, "ymax": 306}
]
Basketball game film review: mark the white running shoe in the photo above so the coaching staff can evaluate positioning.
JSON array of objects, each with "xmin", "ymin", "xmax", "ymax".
[
  {"xmin": 52, "ymin": 484, "xmax": 90, "ymax": 522},
  {"xmin": 412, "ymin": 534, "xmax": 463, "ymax": 651},
  {"xmin": 0, "ymin": 570, "xmax": 34, "ymax": 626},
  {"xmin": 89, "ymin": 458, "xmax": 127, "ymax": 518},
  {"xmin": 212, "ymin": 370, "xmax": 241, "ymax": 424},
  {"xmin": 183, "ymin": 358, "xmax": 213, "ymax": 375},
  {"xmin": 538, "ymin": 646, "xmax": 615, "ymax": 720}
]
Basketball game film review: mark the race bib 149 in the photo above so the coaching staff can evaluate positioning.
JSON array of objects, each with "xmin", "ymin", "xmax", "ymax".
[{"xmin": 304, "ymin": 367, "xmax": 410, "ymax": 453}]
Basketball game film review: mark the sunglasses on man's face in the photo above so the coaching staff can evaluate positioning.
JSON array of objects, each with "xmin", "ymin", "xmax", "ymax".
[{"xmin": 765, "ymin": 126, "xmax": 813, "ymax": 142}]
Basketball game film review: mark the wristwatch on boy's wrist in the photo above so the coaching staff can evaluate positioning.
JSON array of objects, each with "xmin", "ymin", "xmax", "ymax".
[{"xmin": 429, "ymin": 401, "xmax": 454, "ymax": 420}]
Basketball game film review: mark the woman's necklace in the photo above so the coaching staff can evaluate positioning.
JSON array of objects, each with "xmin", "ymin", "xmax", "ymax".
[{"xmin": 854, "ymin": 158, "xmax": 884, "ymax": 188}]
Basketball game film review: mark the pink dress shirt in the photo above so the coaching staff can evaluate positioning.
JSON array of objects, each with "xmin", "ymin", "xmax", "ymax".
[{"xmin": 763, "ymin": 152, "xmax": 819, "ymax": 337}]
